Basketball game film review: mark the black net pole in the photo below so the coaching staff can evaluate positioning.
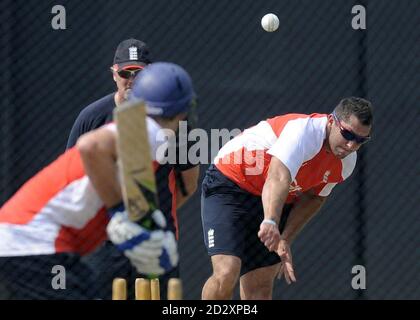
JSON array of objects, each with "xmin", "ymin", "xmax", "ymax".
[{"xmin": 353, "ymin": 0, "xmax": 368, "ymax": 300}]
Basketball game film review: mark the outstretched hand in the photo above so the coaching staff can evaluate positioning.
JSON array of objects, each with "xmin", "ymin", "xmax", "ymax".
[{"xmin": 276, "ymin": 239, "xmax": 296, "ymax": 284}]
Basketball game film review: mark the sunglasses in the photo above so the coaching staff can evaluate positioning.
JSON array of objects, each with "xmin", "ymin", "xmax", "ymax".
[
  {"xmin": 117, "ymin": 68, "xmax": 142, "ymax": 79},
  {"xmin": 332, "ymin": 113, "xmax": 370, "ymax": 144}
]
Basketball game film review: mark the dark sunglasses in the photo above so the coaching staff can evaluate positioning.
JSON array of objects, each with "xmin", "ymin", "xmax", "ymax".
[
  {"xmin": 117, "ymin": 68, "xmax": 142, "ymax": 79},
  {"xmin": 332, "ymin": 113, "xmax": 370, "ymax": 144}
]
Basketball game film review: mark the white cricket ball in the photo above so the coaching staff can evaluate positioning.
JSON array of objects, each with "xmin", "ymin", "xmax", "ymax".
[{"xmin": 261, "ymin": 13, "xmax": 279, "ymax": 32}]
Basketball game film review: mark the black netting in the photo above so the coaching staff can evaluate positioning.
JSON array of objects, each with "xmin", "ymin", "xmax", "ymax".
[{"xmin": 0, "ymin": 0, "xmax": 418, "ymax": 300}]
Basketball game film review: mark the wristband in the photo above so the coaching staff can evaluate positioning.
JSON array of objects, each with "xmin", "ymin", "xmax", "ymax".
[{"xmin": 262, "ymin": 218, "xmax": 277, "ymax": 226}]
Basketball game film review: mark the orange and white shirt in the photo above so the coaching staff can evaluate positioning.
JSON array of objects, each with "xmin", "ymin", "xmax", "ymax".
[
  {"xmin": 214, "ymin": 113, "xmax": 357, "ymax": 203},
  {"xmin": 0, "ymin": 119, "xmax": 165, "ymax": 257}
]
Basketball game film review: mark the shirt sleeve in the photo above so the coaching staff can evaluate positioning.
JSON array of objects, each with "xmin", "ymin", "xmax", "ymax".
[{"xmin": 267, "ymin": 119, "xmax": 324, "ymax": 180}]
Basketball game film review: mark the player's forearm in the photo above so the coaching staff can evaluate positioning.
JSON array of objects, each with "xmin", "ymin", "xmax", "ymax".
[
  {"xmin": 261, "ymin": 177, "xmax": 290, "ymax": 225},
  {"xmin": 262, "ymin": 157, "xmax": 292, "ymax": 224},
  {"xmin": 83, "ymin": 155, "xmax": 122, "ymax": 208},
  {"xmin": 77, "ymin": 130, "xmax": 122, "ymax": 208},
  {"xmin": 281, "ymin": 193, "xmax": 326, "ymax": 243}
]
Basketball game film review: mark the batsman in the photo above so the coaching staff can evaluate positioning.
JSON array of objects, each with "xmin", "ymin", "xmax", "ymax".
[{"xmin": 0, "ymin": 62, "xmax": 197, "ymax": 299}]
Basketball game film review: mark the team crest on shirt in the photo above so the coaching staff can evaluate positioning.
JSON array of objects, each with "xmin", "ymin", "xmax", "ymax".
[{"xmin": 323, "ymin": 170, "xmax": 331, "ymax": 183}]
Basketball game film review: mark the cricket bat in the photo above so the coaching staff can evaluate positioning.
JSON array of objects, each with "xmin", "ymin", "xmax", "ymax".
[{"xmin": 114, "ymin": 100, "xmax": 159, "ymax": 223}]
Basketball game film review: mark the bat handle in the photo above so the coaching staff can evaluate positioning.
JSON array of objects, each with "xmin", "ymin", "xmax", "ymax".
[{"xmin": 138, "ymin": 210, "xmax": 160, "ymax": 230}]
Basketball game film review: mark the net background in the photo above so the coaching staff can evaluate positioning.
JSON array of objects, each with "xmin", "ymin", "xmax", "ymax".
[{"xmin": 0, "ymin": 0, "xmax": 418, "ymax": 299}]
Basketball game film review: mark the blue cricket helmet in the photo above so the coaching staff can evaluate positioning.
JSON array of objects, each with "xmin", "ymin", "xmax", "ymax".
[{"xmin": 130, "ymin": 62, "xmax": 195, "ymax": 118}]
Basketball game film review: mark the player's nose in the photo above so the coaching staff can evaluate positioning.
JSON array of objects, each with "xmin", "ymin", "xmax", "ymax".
[{"xmin": 345, "ymin": 140, "xmax": 359, "ymax": 150}]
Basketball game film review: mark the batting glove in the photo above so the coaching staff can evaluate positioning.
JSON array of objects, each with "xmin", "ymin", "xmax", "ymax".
[{"xmin": 106, "ymin": 204, "xmax": 179, "ymax": 275}]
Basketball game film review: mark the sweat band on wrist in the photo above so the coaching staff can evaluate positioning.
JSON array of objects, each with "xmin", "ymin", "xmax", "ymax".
[{"xmin": 262, "ymin": 219, "xmax": 277, "ymax": 226}]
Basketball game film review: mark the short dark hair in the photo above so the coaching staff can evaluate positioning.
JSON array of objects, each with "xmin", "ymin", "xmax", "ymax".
[{"xmin": 333, "ymin": 97, "xmax": 373, "ymax": 126}]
